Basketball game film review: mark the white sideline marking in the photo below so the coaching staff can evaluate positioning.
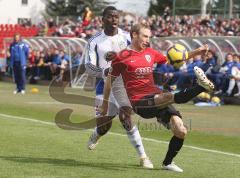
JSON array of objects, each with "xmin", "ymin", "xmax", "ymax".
[{"xmin": 0, "ymin": 113, "xmax": 240, "ymax": 158}]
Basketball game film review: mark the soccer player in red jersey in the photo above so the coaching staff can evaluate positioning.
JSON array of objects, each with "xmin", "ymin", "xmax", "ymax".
[{"xmin": 100, "ymin": 23, "xmax": 214, "ymax": 172}]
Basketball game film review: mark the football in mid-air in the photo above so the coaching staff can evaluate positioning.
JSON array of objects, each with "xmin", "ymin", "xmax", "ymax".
[{"xmin": 167, "ymin": 44, "xmax": 188, "ymax": 69}]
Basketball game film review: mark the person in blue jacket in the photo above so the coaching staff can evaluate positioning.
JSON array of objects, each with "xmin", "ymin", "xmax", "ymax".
[
  {"xmin": 201, "ymin": 50, "xmax": 217, "ymax": 72},
  {"xmin": 10, "ymin": 33, "xmax": 29, "ymax": 94}
]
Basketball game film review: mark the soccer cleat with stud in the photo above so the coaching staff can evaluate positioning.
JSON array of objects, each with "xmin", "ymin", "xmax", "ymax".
[
  {"xmin": 162, "ymin": 162, "xmax": 183, "ymax": 172},
  {"xmin": 194, "ymin": 66, "xmax": 214, "ymax": 92},
  {"xmin": 140, "ymin": 157, "xmax": 154, "ymax": 169}
]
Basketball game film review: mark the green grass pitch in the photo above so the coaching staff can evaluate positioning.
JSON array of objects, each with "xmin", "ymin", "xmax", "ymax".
[{"xmin": 0, "ymin": 82, "xmax": 239, "ymax": 178}]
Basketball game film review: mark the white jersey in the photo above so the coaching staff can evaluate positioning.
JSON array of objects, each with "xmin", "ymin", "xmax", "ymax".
[
  {"xmin": 84, "ymin": 28, "xmax": 132, "ymax": 116},
  {"xmin": 85, "ymin": 28, "xmax": 131, "ymax": 77}
]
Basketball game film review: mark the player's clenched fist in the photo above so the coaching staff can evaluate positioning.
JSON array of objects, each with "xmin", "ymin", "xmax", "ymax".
[{"xmin": 105, "ymin": 51, "xmax": 117, "ymax": 62}]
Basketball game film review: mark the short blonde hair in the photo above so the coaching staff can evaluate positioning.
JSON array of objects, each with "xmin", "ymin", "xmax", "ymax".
[{"xmin": 130, "ymin": 23, "xmax": 150, "ymax": 39}]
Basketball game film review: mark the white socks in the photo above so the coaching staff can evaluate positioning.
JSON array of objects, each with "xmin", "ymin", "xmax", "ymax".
[
  {"xmin": 127, "ymin": 125, "xmax": 147, "ymax": 158},
  {"xmin": 93, "ymin": 126, "xmax": 147, "ymax": 159}
]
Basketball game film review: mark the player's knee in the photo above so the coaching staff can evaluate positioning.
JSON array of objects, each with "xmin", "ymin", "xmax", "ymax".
[
  {"xmin": 180, "ymin": 127, "xmax": 188, "ymax": 138},
  {"xmin": 119, "ymin": 106, "xmax": 132, "ymax": 121},
  {"xmin": 171, "ymin": 116, "xmax": 187, "ymax": 139},
  {"xmin": 175, "ymin": 127, "xmax": 187, "ymax": 139},
  {"xmin": 119, "ymin": 106, "xmax": 133, "ymax": 131}
]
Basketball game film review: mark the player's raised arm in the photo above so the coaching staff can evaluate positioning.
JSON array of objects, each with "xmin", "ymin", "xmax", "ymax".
[{"xmin": 188, "ymin": 44, "xmax": 209, "ymax": 59}]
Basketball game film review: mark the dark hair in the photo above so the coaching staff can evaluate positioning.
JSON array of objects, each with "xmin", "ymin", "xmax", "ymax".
[
  {"xmin": 130, "ymin": 23, "xmax": 150, "ymax": 38},
  {"xmin": 102, "ymin": 6, "xmax": 117, "ymax": 17}
]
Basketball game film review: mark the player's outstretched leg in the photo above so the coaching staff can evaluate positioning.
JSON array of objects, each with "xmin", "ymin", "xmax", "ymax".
[
  {"xmin": 173, "ymin": 67, "xmax": 214, "ymax": 104},
  {"xmin": 87, "ymin": 116, "xmax": 114, "ymax": 150},
  {"xmin": 194, "ymin": 66, "xmax": 214, "ymax": 92},
  {"xmin": 119, "ymin": 106, "xmax": 153, "ymax": 169},
  {"xmin": 152, "ymin": 67, "xmax": 215, "ymax": 109},
  {"xmin": 161, "ymin": 115, "xmax": 187, "ymax": 173}
]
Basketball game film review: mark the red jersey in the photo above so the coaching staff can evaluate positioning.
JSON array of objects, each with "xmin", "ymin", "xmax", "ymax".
[{"xmin": 111, "ymin": 47, "xmax": 167, "ymax": 104}]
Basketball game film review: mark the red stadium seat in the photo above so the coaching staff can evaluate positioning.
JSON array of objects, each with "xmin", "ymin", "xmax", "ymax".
[{"xmin": 0, "ymin": 24, "xmax": 40, "ymax": 51}]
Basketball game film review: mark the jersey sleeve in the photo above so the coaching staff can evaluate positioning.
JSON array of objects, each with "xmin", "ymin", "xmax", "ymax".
[
  {"xmin": 84, "ymin": 40, "xmax": 103, "ymax": 77},
  {"xmin": 152, "ymin": 49, "xmax": 167, "ymax": 64},
  {"xmin": 110, "ymin": 57, "xmax": 126, "ymax": 77},
  {"xmin": 125, "ymin": 32, "xmax": 131, "ymax": 46},
  {"xmin": 85, "ymin": 40, "xmax": 97, "ymax": 65}
]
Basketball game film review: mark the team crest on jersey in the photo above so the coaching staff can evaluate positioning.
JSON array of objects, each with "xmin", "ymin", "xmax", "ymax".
[{"xmin": 145, "ymin": 55, "xmax": 151, "ymax": 63}]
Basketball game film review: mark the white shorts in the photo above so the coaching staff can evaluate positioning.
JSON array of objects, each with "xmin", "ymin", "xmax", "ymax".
[{"xmin": 95, "ymin": 75, "xmax": 131, "ymax": 117}]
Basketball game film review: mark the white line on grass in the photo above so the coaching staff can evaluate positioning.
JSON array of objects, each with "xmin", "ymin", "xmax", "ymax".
[{"xmin": 0, "ymin": 113, "xmax": 240, "ymax": 158}]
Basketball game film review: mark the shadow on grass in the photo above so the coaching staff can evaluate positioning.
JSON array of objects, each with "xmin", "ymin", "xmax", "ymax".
[{"xmin": 0, "ymin": 156, "xmax": 159, "ymax": 171}]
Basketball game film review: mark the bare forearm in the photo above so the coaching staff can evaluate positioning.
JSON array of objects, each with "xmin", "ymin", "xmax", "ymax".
[
  {"xmin": 103, "ymin": 75, "xmax": 114, "ymax": 103},
  {"xmin": 188, "ymin": 49, "xmax": 201, "ymax": 59},
  {"xmin": 188, "ymin": 44, "xmax": 208, "ymax": 59}
]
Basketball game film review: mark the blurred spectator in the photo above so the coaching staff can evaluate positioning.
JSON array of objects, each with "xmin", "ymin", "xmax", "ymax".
[
  {"xmin": 212, "ymin": 53, "xmax": 235, "ymax": 95},
  {"xmin": 48, "ymin": 18, "xmax": 55, "ymax": 28},
  {"xmin": 50, "ymin": 48, "xmax": 61, "ymax": 78},
  {"xmin": 43, "ymin": 49, "xmax": 54, "ymax": 80},
  {"xmin": 225, "ymin": 54, "xmax": 240, "ymax": 96},
  {"xmin": 27, "ymin": 48, "xmax": 36, "ymax": 77},
  {"xmin": 82, "ymin": 6, "xmax": 93, "ymax": 27},
  {"xmin": 163, "ymin": 6, "xmax": 170, "ymax": 21},
  {"xmin": 72, "ymin": 46, "xmax": 82, "ymax": 66},
  {"xmin": 58, "ymin": 50, "xmax": 69, "ymax": 81},
  {"xmin": 5, "ymin": 48, "xmax": 12, "ymax": 76},
  {"xmin": 202, "ymin": 50, "xmax": 217, "ymax": 73}
]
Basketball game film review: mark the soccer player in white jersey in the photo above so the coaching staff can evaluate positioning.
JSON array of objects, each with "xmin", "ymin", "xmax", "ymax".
[{"xmin": 85, "ymin": 6, "xmax": 153, "ymax": 168}]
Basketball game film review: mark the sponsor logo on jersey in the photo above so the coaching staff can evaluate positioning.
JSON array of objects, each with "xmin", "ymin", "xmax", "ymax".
[{"xmin": 135, "ymin": 67, "xmax": 152, "ymax": 75}]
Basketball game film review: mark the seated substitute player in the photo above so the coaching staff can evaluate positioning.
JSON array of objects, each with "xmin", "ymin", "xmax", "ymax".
[
  {"xmin": 100, "ymin": 23, "xmax": 214, "ymax": 172},
  {"xmin": 85, "ymin": 6, "xmax": 153, "ymax": 168}
]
